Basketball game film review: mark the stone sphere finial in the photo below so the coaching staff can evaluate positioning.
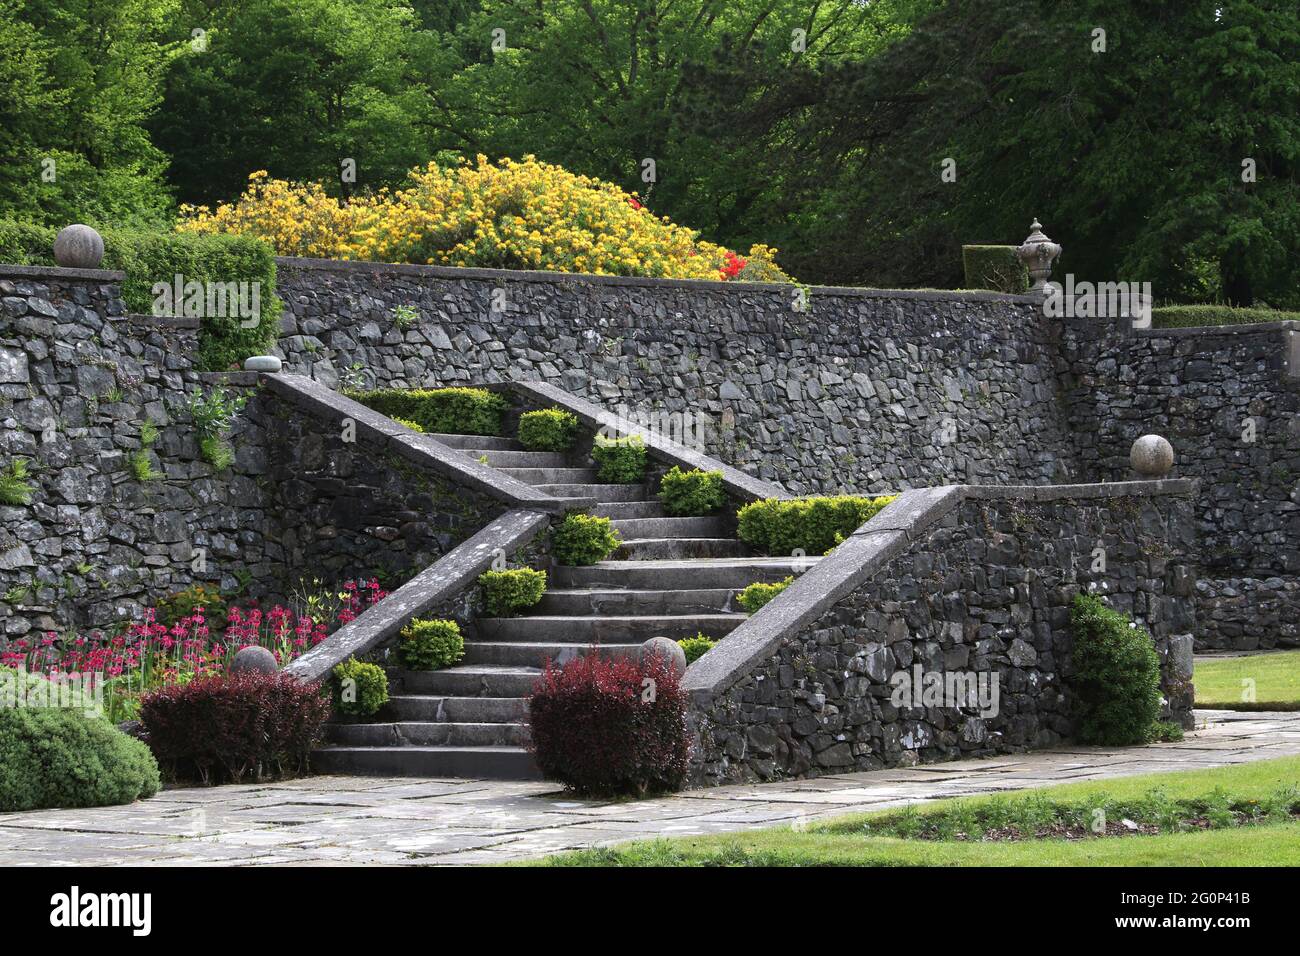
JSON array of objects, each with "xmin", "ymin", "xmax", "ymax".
[
  {"xmin": 1130, "ymin": 434, "xmax": 1175, "ymax": 477},
  {"xmin": 53, "ymin": 224, "xmax": 104, "ymax": 269},
  {"xmin": 230, "ymin": 645, "xmax": 279, "ymax": 675},
  {"xmin": 1015, "ymin": 218, "xmax": 1062, "ymax": 294},
  {"xmin": 639, "ymin": 637, "xmax": 687, "ymax": 677}
]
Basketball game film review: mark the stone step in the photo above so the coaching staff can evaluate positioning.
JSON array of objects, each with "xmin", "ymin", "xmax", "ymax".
[
  {"xmin": 612, "ymin": 537, "xmax": 749, "ymax": 560},
  {"xmin": 385, "ymin": 695, "xmax": 527, "ymax": 722},
  {"xmin": 477, "ymin": 613, "xmax": 745, "ymax": 644},
  {"xmin": 536, "ymin": 587, "xmax": 738, "ymax": 616},
  {"xmin": 427, "ymin": 433, "xmax": 522, "ymax": 451},
  {"xmin": 312, "ymin": 745, "xmax": 540, "ymax": 780},
  {"xmin": 551, "ymin": 557, "xmax": 814, "ymax": 590},
  {"xmin": 468, "ymin": 449, "xmax": 569, "ymax": 467},
  {"xmin": 610, "ymin": 516, "xmax": 727, "ymax": 538},
  {"xmin": 462, "ymin": 641, "xmax": 643, "ymax": 667},
  {"xmin": 500, "ymin": 467, "xmax": 599, "ymax": 485},
  {"xmin": 399, "ymin": 666, "xmax": 540, "ymax": 698},
  {"xmin": 536, "ymin": 483, "xmax": 651, "ymax": 501},
  {"xmin": 592, "ymin": 500, "xmax": 667, "ymax": 519},
  {"xmin": 328, "ymin": 721, "xmax": 529, "ymax": 748}
]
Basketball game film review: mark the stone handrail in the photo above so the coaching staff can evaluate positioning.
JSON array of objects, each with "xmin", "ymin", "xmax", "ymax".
[
  {"xmin": 262, "ymin": 373, "xmax": 589, "ymax": 513},
  {"xmin": 498, "ymin": 378, "xmax": 791, "ymax": 503},
  {"xmin": 284, "ymin": 509, "xmax": 550, "ymax": 683},
  {"xmin": 681, "ymin": 479, "xmax": 1199, "ymax": 702}
]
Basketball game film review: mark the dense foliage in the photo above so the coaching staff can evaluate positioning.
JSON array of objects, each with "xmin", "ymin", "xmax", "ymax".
[
  {"xmin": 332, "ymin": 657, "xmax": 390, "ymax": 717},
  {"xmin": 140, "ymin": 671, "xmax": 331, "ymax": 784},
  {"xmin": 591, "ymin": 436, "xmax": 648, "ymax": 484},
  {"xmin": 736, "ymin": 577, "xmax": 795, "ymax": 614},
  {"xmin": 478, "ymin": 568, "xmax": 547, "ymax": 617},
  {"xmin": 528, "ymin": 651, "xmax": 689, "ymax": 796},
  {"xmin": 737, "ymin": 495, "xmax": 897, "ymax": 556},
  {"xmin": 0, "ymin": 667, "xmax": 161, "ymax": 811},
  {"xmin": 2, "ymin": 0, "xmax": 1293, "ymax": 303},
  {"xmin": 517, "ymin": 407, "xmax": 581, "ymax": 452},
  {"xmin": 677, "ymin": 635, "xmax": 717, "ymax": 665},
  {"xmin": 658, "ymin": 466, "xmax": 726, "ymax": 516},
  {"xmin": 397, "ymin": 618, "xmax": 465, "ymax": 670},
  {"xmin": 1068, "ymin": 593, "xmax": 1165, "ymax": 746},
  {"xmin": 348, "ymin": 387, "xmax": 508, "ymax": 436},
  {"xmin": 552, "ymin": 513, "xmax": 621, "ymax": 566}
]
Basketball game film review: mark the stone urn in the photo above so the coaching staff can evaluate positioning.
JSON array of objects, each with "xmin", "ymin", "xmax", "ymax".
[
  {"xmin": 1015, "ymin": 219, "xmax": 1062, "ymax": 294},
  {"xmin": 52, "ymin": 224, "xmax": 105, "ymax": 269}
]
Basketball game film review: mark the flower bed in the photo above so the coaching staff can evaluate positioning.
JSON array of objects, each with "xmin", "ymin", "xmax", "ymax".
[{"xmin": 1, "ymin": 578, "xmax": 387, "ymax": 724}]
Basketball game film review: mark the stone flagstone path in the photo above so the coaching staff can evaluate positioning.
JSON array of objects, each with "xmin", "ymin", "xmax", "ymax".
[{"xmin": 2, "ymin": 710, "xmax": 1296, "ymax": 867}]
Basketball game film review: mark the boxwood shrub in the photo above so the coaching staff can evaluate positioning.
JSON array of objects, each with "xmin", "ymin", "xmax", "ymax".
[
  {"xmin": 736, "ymin": 576, "xmax": 795, "ymax": 613},
  {"xmin": 552, "ymin": 512, "xmax": 621, "ymax": 566},
  {"xmin": 1068, "ymin": 593, "xmax": 1164, "ymax": 745},
  {"xmin": 479, "ymin": 567, "xmax": 547, "ymax": 616},
  {"xmin": 677, "ymin": 634, "xmax": 717, "ymax": 665},
  {"xmin": 658, "ymin": 466, "xmax": 725, "ymax": 516},
  {"xmin": 139, "ymin": 671, "xmax": 330, "ymax": 785},
  {"xmin": 397, "ymin": 618, "xmax": 465, "ymax": 670},
  {"xmin": 0, "ymin": 667, "xmax": 161, "ymax": 811},
  {"xmin": 518, "ymin": 407, "xmax": 580, "ymax": 451},
  {"xmin": 961, "ymin": 245, "xmax": 1029, "ymax": 293},
  {"xmin": 0, "ymin": 220, "xmax": 279, "ymax": 371},
  {"xmin": 736, "ymin": 495, "xmax": 896, "ymax": 556},
  {"xmin": 1151, "ymin": 305, "xmax": 1300, "ymax": 329},
  {"xmin": 347, "ymin": 387, "xmax": 508, "ymax": 436},
  {"xmin": 331, "ymin": 657, "xmax": 389, "ymax": 717},
  {"xmin": 527, "ymin": 652, "xmax": 688, "ymax": 796},
  {"xmin": 591, "ymin": 436, "xmax": 647, "ymax": 484}
]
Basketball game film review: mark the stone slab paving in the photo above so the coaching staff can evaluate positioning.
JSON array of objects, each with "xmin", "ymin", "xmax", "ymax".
[{"xmin": 1, "ymin": 710, "xmax": 1296, "ymax": 867}]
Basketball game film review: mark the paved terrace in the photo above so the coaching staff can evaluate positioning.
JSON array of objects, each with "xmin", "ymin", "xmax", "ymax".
[{"xmin": 3, "ymin": 710, "xmax": 1296, "ymax": 866}]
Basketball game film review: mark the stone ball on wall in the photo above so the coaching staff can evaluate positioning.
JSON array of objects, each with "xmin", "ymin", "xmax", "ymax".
[
  {"xmin": 52, "ymin": 224, "xmax": 105, "ymax": 269},
  {"xmin": 1130, "ymin": 434, "xmax": 1175, "ymax": 477},
  {"xmin": 639, "ymin": 636, "xmax": 688, "ymax": 677},
  {"xmin": 243, "ymin": 355, "xmax": 283, "ymax": 372},
  {"xmin": 230, "ymin": 645, "xmax": 279, "ymax": 676}
]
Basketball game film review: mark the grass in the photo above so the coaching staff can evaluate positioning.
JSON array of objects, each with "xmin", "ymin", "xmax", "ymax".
[
  {"xmin": 530, "ymin": 757, "xmax": 1300, "ymax": 867},
  {"xmin": 1195, "ymin": 650, "xmax": 1300, "ymax": 710}
]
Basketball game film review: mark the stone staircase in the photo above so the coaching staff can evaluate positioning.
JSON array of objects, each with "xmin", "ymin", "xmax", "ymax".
[{"xmin": 312, "ymin": 431, "xmax": 811, "ymax": 780}]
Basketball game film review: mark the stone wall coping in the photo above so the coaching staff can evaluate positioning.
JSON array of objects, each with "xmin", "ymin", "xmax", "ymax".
[
  {"xmin": 262, "ymin": 373, "xmax": 588, "ymax": 513},
  {"xmin": 680, "ymin": 479, "xmax": 1199, "ymax": 700},
  {"xmin": 1138, "ymin": 320, "xmax": 1300, "ymax": 339},
  {"xmin": 126, "ymin": 312, "xmax": 202, "ymax": 329},
  {"xmin": 0, "ymin": 263, "xmax": 126, "ymax": 281},
  {"xmin": 498, "ymin": 378, "xmax": 791, "ymax": 503},
  {"xmin": 284, "ymin": 509, "xmax": 551, "ymax": 683},
  {"xmin": 275, "ymin": 256, "xmax": 1041, "ymax": 305}
]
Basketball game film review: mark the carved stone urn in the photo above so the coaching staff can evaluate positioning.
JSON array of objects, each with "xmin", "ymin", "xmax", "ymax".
[{"xmin": 1015, "ymin": 219, "xmax": 1062, "ymax": 294}]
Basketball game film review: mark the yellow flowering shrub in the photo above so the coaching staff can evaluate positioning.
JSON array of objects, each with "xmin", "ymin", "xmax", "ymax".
[{"xmin": 178, "ymin": 156, "xmax": 792, "ymax": 282}]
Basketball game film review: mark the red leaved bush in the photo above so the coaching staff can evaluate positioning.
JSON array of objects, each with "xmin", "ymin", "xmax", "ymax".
[
  {"xmin": 139, "ymin": 672, "xmax": 330, "ymax": 785},
  {"xmin": 527, "ymin": 651, "xmax": 689, "ymax": 796}
]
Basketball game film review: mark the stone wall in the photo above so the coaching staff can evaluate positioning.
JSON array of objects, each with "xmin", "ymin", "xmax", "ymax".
[
  {"xmin": 0, "ymin": 267, "xmax": 283, "ymax": 639},
  {"xmin": 1060, "ymin": 318, "xmax": 1300, "ymax": 649},
  {"xmin": 688, "ymin": 487, "xmax": 1198, "ymax": 786},
  {"xmin": 275, "ymin": 259, "xmax": 1076, "ymax": 495}
]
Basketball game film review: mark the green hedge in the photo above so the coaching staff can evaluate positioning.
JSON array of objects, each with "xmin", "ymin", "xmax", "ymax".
[
  {"xmin": 553, "ymin": 512, "xmax": 621, "ymax": 566},
  {"xmin": 0, "ymin": 667, "xmax": 161, "ymax": 811},
  {"xmin": 737, "ymin": 576, "xmax": 795, "ymax": 613},
  {"xmin": 331, "ymin": 657, "xmax": 389, "ymax": 717},
  {"xmin": 397, "ymin": 618, "xmax": 465, "ymax": 670},
  {"xmin": 348, "ymin": 387, "xmax": 508, "ymax": 436},
  {"xmin": 518, "ymin": 407, "xmax": 580, "ymax": 451},
  {"xmin": 592, "ymin": 436, "xmax": 647, "ymax": 484},
  {"xmin": 737, "ymin": 495, "xmax": 897, "ymax": 556},
  {"xmin": 0, "ymin": 220, "xmax": 278, "ymax": 371},
  {"xmin": 1068, "ymin": 593, "xmax": 1164, "ymax": 745},
  {"xmin": 1151, "ymin": 305, "xmax": 1300, "ymax": 329},
  {"xmin": 479, "ymin": 568, "xmax": 547, "ymax": 616},
  {"xmin": 658, "ymin": 466, "xmax": 725, "ymax": 516},
  {"xmin": 961, "ymin": 245, "xmax": 1029, "ymax": 294}
]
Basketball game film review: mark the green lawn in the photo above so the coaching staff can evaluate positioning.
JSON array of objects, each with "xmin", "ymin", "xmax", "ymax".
[
  {"xmin": 531, "ymin": 758, "xmax": 1300, "ymax": 867},
  {"xmin": 1195, "ymin": 650, "xmax": 1300, "ymax": 710}
]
